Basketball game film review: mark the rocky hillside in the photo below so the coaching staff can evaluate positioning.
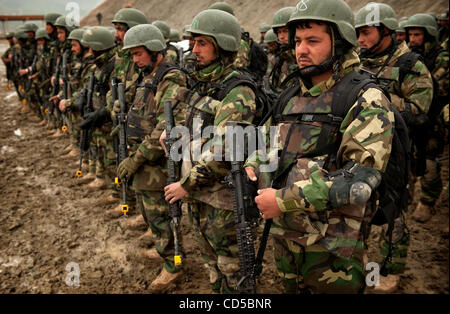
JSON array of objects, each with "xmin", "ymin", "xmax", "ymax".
[{"xmin": 81, "ymin": 0, "xmax": 449, "ymax": 40}]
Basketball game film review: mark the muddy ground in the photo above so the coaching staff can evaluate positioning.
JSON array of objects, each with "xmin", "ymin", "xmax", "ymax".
[{"xmin": 0, "ymin": 41, "xmax": 448, "ymax": 295}]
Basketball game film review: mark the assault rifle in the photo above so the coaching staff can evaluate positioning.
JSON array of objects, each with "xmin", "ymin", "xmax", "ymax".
[
  {"xmin": 224, "ymin": 121, "xmax": 261, "ymax": 293},
  {"xmin": 76, "ymin": 74, "xmax": 95, "ymax": 178},
  {"xmin": 117, "ymin": 82, "xmax": 129, "ymax": 215},
  {"xmin": 25, "ymin": 55, "xmax": 37, "ymax": 93},
  {"xmin": 47, "ymin": 56, "xmax": 61, "ymax": 125},
  {"xmin": 163, "ymin": 99, "xmax": 183, "ymax": 267},
  {"xmin": 61, "ymin": 52, "xmax": 69, "ymax": 133},
  {"xmin": 110, "ymin": 77, "xmax": 120, "ymax": 178}
]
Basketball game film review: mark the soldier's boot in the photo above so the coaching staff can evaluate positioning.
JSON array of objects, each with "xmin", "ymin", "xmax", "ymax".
[
  {"xmin": 412, "ymin": 201, "xmax": 433, "ymax": 223},
  {"xmin": 149, "ymin": 268, "xmax": 183, "ymax": 293},
  {"xmin": 62, "ymin": 144, "xmax": 74, "ymax": 154},
  {"xmin": 51, "ymin": 128, "xmax": 65, "ymax": 138},
  {"xmin": 105, "ymin": 204, "xmax": 126, "ymax": 219},
  {"xmin": 38, "ymin": 119, "xmax": 47, "ymax": 126},
  {"xmin": 77, "ymin": 172, "xmax": 96, "ymax": 184},
  {"xmin": 138, "ymin": 229, "xmax": 154, "ymax": 247},
  {"xmin": 64, "ymin": 148, "xmax": 80, "ymax": 159},
  {"xmin": 86, "ymin": 177, "xmax": 108, "ymax": 190},
  {"xmin": 126, "ymin": 214, "xmax": 147, "ymax": 230},
  {"xmin": 20, "ymin": 104, "xmax": 31, "ymax": 114},
  {"xmin": 30, "ymin": 115, "xmax": 41, "ymax": 123},
  {"xmin": 96, "ymin": 194, "xmax": 120, "ymax": 206},
  {"xmin": 372, "ymin": 274, "xmax": 400, "ymax": 293},
  {"xmin": 139, "ymin": 248, "xmax": 164, "ymax": 261}
]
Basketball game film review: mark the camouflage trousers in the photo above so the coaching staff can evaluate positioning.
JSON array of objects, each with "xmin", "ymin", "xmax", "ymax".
[
  {"xmin": 135, "ymin": 190, "xmax": 181, "ymax": 274},
  {"xmin": 379, "ymin": 213, "xmax": 410, "ymax": 275},
  {"xmin": 273, "ymin": 236, "xmax": 366, "ymax": 294},
  {"xmin": 69, "ymin": 110, "xmax": 81, "ymax": 148},
  {"xmin": 188, "ymin": 201, "xmax": 241, "ymax": 294},
  {"xmin": 92, "ymin": 125, "xmax": 118, "ymax": 194}
]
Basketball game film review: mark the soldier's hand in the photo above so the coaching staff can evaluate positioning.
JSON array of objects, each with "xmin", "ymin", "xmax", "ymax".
[
  {"xmin": 49, "ymin": 95, "xmax": 60, "ymax": 104},
  {"xmin": 160, "ymin": 130, "xmax": 168, "ymax": 155},
  {"xmin": 19, "ymin": 69, "xmax": 28, "ymax": 76},
  {"xmin": 117, "ymin": 156, "xmax": 140, "ymax": 180},
  {"xmin": 51, "ymin": 76, "xmax": 56, "ymax": 86},
  {"xmin": 59, "ymin": 99, "xmax": 67, "ymax": 112},
  {"xmin": 255, "ymin": 188, "xmax": 281, "ymax": 219},
  {"xmin": 245, "ymin": 167, "xmax": 257, "ymax": 181},
  {"xmin": 164, "ymin": 182, "xmax": 187, "ymax": 204}
]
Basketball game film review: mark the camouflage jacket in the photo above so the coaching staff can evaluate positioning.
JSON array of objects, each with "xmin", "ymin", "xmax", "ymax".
[
  {"xmin": 360, "ymin": 40, "xmax": 433, "ymax": 115},
  {"xmin": 106, "ymin": 47, "xmax": 140, "ymax": 114},
  {"xmin": 423, "ymin": 41, "xmax": 449, "ymax": 98},
  {"xmin": 35, "ymin": 44, "xmax": 54, "ymax": 92},
  {"xmin": 179, "ymin": 61, "xmax": 258, "ymax": 209},
  {"xmin": 128, "ymin": 58, "xmax": 188, "ymax": 191},
  {"xmin": 182, "ymin": 49, "xmax": 196, "ymax": 74},
  {"xmin": 245, "ymin": 50, "xmax": 394, "ymax": 259},
  {"xmin": 64, "ymin": 51, "xmax": 95, "ymax": 109},
  {"xmin": 166, "ymin": 44, "xmax": 180, "ymax": 64},
  {"xmin": 269, "ymin": 46, "xmax": 298, "ymax": 91},
  {"xmin": 234, "ymin": 38, "xmax": 251, "ymax": 68}
]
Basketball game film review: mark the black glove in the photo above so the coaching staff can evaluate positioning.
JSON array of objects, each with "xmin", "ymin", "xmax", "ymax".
[
  {"xmin": 400, "ymin": 103, "xmax": 429, "ymax": 127},
  {"xmin": 74, "ymin": 88, "xmax": 87, "ymax": 112},
  {"xmin": 79, "ymin": 107, "xmax": 108, "ymax": 130}
]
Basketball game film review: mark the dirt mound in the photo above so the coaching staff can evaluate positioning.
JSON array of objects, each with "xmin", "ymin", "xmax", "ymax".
[{"xmin": 81, "ymin": 0, "xmax": 449, "ymax": 40}]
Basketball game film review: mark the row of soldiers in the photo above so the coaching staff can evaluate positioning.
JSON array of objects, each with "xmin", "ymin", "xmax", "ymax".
[{"xmin": 1, "ymin": 0, "xmax": 449, "ymax": 294}]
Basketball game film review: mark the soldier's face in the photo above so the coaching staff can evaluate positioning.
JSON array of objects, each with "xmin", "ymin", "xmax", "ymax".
[
  {"xmin": 357, "ymin": 26, "xmax": 381, "ymax": 51},
  {"xmin": 396, "ymin": 32, "xmax": 406, "ymax": 43},
  {"xmin": 192, "ymin": 36, "xmax": 218, "ymax": 66},
  {"xmin": 294, "ymin": 22, "xmax": 331, "ymax": 69},
  {"xmin": 57, "ymin": 28, "xmax": 66, "ymax": 42},
  {"xmin": 26, "ymin": 31, "xmax": 34, "ymax": 39},
  {"xmin": 72, "ymin": 40, "xmax": 82, "ymax": 55},
  {"xmin": 276, "ymin": 26, "xmax": 289, "ymax": 45},
  {"xmin": 114, "ymin": 24, "xmax": 126, "ymax": 45},
  {"xmin": 46, "ymin": 23, "xmax": 54, "ymax": 35},
  {"xmin": 130, "ymin": 46, "xmax": 152, "ymax": 68},
  {"xmin": 37, "ymin": 39, "xmax": 45, "ymax": 47},
  {"xmin": 408, "ymin": 28, "xmax": 425, "ymax": 47}
]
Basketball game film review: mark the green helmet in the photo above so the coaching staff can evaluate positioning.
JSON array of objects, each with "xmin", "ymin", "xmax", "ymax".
[
  {"xmin": 44, "ymin": 13, "xmax": 62, "ymax": 25},
  {"xmin": 35, "ymin": 28, "xmax": 50, "ymax": 40},
  {"xmin": 208, "ymin": 2, "xmax": 234, "ymax": 16},
  {"xmin": 259, "ymin": 22, "xmax": 271, "ymax": 33},
  {"xmin": 15, "ymin": 31, "xmax": 28, "ymax": 40},
  {"xmin": 68, "ymin": 28, "xmax": 85, "ymax": 42},
  {"xmin": 182, "ymin": 24, "xmax": 192, "ymax": 38},
  {"xmin": 396, "ymin": 19, "xmax": 408, "ymax": 33},
  {"xmin": 169, "ymin": 29, "xmax": 180, "ymax": 42},
  {"xmin": 188, "ymin": 9, "xmax": 241, "ymax": 52},
  {"xmin": 22, "ymin": 22, "xmax": 39, "ymax": 33},
  {"xmin": 81, "ymin": 26, "xmax": 115, "ymax": 51},
  {"xmin": 55, "ymin": 15, "xmax": 78, "ymax": 33},
  {"xmin": 6, "ymin": 32, "xmax": 14, "ymax": 39},
  {"xmin": 272, "ymin": 7, "xmax": 295, "ymax": 30},
  {"xmin": 263, "ymin": 29, "xmax": 278, "ymax": 43},
  {"xmin": 355, "ymin": 2, "xmax": 398, "ymax": 31},
  {"xmin": 404, "ymin": 13, "xmax": 439, "ymax": 39},
  {"xmin": 287, "ymin": 0, "xmax": 357, "ymax": 47},
  {"xmin": 112, "ymin": 8, "xmax": 148, "ymax": 29},
  {"xmin": 122, "ymin": 24, "xmax": 166, "ymax": 52},
  {"xmin": 152, "ymin": 20, "xmax": 170, "ymax": 39}
]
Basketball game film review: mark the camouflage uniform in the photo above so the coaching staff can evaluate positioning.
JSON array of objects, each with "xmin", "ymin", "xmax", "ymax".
[
  {"xmin": 360, "ymin": 39, "xmax": 434, "ymax": 275},
  {"xmin": 126, "ymin": 57, "xmax": 188, "ymax": 275},
  {"xmin": 268, "ymin": 47, "xmax": 298, "ymax": 92},
  {"xmin": 179, "ymin": 61, "xmax": 259, "ymax": 293},
  {"xmin": 234, "ymin": 38, "xmax": 250, "ymax": 68},
  {"xmin": 245, "ymin": 50, "xmax": 395, "ymax": 293}
]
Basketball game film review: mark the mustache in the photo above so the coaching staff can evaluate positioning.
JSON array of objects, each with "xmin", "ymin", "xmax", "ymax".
[{"xmin": 297, "ymin": 56, "xmax": 312, "ymax": 63}]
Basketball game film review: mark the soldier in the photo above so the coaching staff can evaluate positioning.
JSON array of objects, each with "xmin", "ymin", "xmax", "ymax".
[
  {"xmin": 78, "ymin": 27, "xmax": 117, "ymax": 194},
  {"xmin": 244, "ymin": 0, "xmax": 395, "ymax": 293},
  {"xmin": 100, "ymin": 7, "xmax": 148, "ymax": 215},
  {"xmin": 259, "ymin": 22, "xmax": 271, "ymax": 45},
  {"xmin": 396, "ymin": 17, "xmax": 408, "ymax": 44},
  {"xmin": 267, "ymin": 6, "xmax": 298, "ymax": 92},
  {"xmin": 438, "ymin": 12, "xmax": 449, "ymax": 46},
  {"xmin": 49, "ymin": 15, "xmax": 77, "ymax": 138},
  {"xmin": 2, "ymin": 32, "xmax": 16, "ymax": 91},
  {"xmin": 169, "ymin": 29, "xmax": 180, "ymax": 44},
  {"xmin": 355, "ymin": 2, "xmax": 434, "ymax": 293},
  {"xmin": 163, "ymin": 9, "xmax": 260, "ymax": 293},
  {"xmin": 263, "ymin": 29, "xmax": 280, "ymax": 76},
  {"xmin": 59, "ymin": 28, "xmax": 95, "ymax": 162},
  {"xmin": 181, "ymin": 25, "xmax": 196, "ymax": 74},
  {"xmin": 404, "ymin": 14, "xmax": 449, "ymax": 223},
  {"xmin": 115, "ymin": 23, "xmax": 188, "ymax": 292},
  {"xmin": 152, "ymin": 20, "xmax": 179, "ymax": 64}
]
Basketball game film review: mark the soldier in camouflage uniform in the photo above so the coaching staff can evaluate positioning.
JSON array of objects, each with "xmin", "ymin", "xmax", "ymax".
[
  {"xmin": 264, "ymin": 29, "xmax": 280, "ymax": 76},
  {"xmin": 14, "ymin": 29, "xmax": 33, "ymax": 111},
  {"xmin": 78, "ymin": 27, "xmax": 116, "ymax": 193},
  {"xmin": 1, "ymin": 32, "xmax": 15, "ymax": 91},
  {"xmin": 58, "ymin": 28, "xmax": 95, "ymax": 161},
  {"xmin": 244, "ymin": 0, "xmax": 395, "ymax": 294},
  {"xmin": 355, "ymin": 2, "xmax": 434, "ymax": 293},
  {"xmin": 267, "ymin": 7, "xmax": 298, "ymax": 93},
  {"xmin": 396, "ymin": 17, "xmax": 409, "ymax": 44},
  {"xmin": 181, "ymin": 25, "xmax": 196, "ymax": 74},
  {"xmin": 259, "ymin": 22, "xmax": 271, "ymax": 45},
  {"xmin": 404, "ymin": 14, "xmax": 449, "ymax": 223},
  {"xmin": 163, "ymin": 9, "xmax": 260, "ymax": 293},
  {"xmin": 100, "ymin": 8, "xmax": 148, "ymax": 213},
  {"xmin": 49, "ymin": 15, "xmax": 77, "ymax": 138},
  {"xmin": 153, "ymin": 20, "xmax": 179, "ymax": 65},
  {"xmin": 116, "ymin": 24, "xmax": 188, "ymax": 292}
]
